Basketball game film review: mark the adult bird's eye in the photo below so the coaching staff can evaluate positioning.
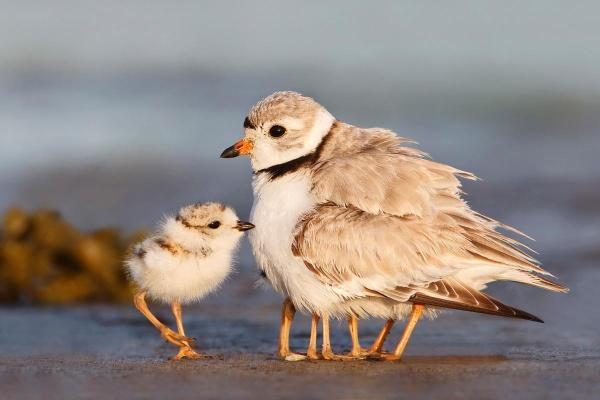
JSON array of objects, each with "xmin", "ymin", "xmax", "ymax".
[
  {"xmin": 268, "ymin": 125, "xmax": 286, "ymax": 138},
  {"xmin": 208, "ymin": 221, "xmax": 221, "ymax": 229}
]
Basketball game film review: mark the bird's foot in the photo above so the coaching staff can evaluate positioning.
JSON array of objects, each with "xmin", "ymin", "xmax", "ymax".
[
  {"xmin": 306, "ymin": 348, "xmax": 320, "ymax": 360},
  {"xmin": 159, "ymin": 327, "xmax": 196, "ymax": 348},
  {"xmin": 321, "ymin": 348, "xmax": 344, "ymax": 361},
  {"xmin": 345, "ymin": 347, "xmax": 370, "ymax": 360},
  {"xmin": 278, "ymin": 348, "xmax": 307, "ymax": 361},
  {"xmin": 366, "ymin": 351, "xmax": 402, "ymax": 362},
  {"xmin": 363, "ymin": 347, "xmax": 384, "ymax": 357},
  {"xmin": 284, "ymin": 352, "xmax": 308, "ymax": 362},
  {"xmin": 172, "ymin": 346, "xmax": 212, "ymax": 361}
]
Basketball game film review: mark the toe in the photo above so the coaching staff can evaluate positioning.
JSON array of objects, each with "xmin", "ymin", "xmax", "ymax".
[
  {"xmin": 284, "ymin": 353, "xmax": 308, "ymax": 362},
  {"xmin": 161, "ymin": 329, "xmax": 195, "ymax": 348},
  {"xmin": 345, "ymin": 352, "xmax": 367, "ymax": 360},
  {"xmin": 321, "ymin": 351, "xmax": 343, "ymax": 361},
  {"xmin": 173, "ymin": 347, "xmax": 204, "ymax": 360},
  {"xmin": 367, "ymin": 352, "xmax": 401, "ymax": 362}
]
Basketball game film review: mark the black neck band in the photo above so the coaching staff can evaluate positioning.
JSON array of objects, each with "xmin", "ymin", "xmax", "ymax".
[{"xmin": 256, "ymin": 121, "xmax": 337, "ymax": 181}]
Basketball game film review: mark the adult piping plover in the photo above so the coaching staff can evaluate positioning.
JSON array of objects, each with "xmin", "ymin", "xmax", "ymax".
[
  {"xmin": 221, "ymin": 91, "xmax": 568, "ymax": 361},
  {"xmin": 125, "ymin": 202, "xmax": 254, "ymax": 360}
]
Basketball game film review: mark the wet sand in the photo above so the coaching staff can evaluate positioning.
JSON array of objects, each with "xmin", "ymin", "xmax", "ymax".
[
  {"xmin": 1, "ymin": 250, "xmax": 598, "ymax": 400},
  {"xmin": 2, "ymin": 353, "xmax": 598, "ymax": 400}
]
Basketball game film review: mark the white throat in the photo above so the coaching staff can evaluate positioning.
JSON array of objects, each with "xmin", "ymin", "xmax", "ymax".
[{"xmin": 250, "ymin": 109, "xmax": 335, "ymax": 171}]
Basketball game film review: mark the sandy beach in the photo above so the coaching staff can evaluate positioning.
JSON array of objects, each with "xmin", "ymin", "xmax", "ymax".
[{"xmin": 1, "ymin": 240, "xmax": 598, "ymax": 399}]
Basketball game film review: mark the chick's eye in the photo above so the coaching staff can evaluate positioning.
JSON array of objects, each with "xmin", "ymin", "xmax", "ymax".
[
  {"xmin": 268, "ymin": 125, "xmax": 286, "ymax": 138},
  {"xmin": 208, "ymin": 221, "xmax": 221, "ymax": 229}
]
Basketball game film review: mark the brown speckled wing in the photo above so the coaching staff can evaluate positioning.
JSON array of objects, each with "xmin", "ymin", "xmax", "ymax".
[{"xmin": 409, "ymin": 279, "xmax": 543, "ymax": 322}]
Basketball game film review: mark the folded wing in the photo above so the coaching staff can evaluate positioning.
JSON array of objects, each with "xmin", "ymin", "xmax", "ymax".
[{"xmin": 293, "ymin": 127, "xmax": 567, "ymax": 319}]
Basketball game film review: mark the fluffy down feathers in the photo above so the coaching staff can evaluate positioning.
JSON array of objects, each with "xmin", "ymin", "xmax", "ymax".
[{"xmin": 125, "ymin": 203, "xmax": 248, "ymax": 304}]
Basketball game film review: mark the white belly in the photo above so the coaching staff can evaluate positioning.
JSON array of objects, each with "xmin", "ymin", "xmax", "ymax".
[
  {"xmin": 249, "ymin": 172, "xmax": 341, "ymax": 315},
  {"xmin": 126, "ymin": 245, "xmax": 232, "ymax": 304}
]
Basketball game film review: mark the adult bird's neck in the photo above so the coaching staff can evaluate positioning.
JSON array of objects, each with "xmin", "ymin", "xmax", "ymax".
[{"xmin": 255, "ymin": 120, "xmax": 338, "ymax": 181}]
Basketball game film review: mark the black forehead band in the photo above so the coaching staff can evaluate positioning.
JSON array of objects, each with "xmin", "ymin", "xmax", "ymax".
[{"xmin": 243, "ymin": 116, "xmax": 256, "ymax": 130}]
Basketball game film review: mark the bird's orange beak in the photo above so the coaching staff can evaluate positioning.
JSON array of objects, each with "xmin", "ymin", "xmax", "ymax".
[{"xmin": 220, "ymin": 139, "xmax": 253, "ymax": 158}]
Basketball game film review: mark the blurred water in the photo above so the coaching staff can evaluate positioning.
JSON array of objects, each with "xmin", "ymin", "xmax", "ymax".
[
  {"xmin": 2, "ymin": 1, "xmax": 600, "ymax": 88},
  {"xmin": 1, "ymin": 74, "xmax": 598, "ymax": 179}
]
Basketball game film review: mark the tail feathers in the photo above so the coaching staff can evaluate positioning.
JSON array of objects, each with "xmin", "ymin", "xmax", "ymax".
[
  {"xmin": 501, "ymin": 270, "xmax": 569, "ymax": 293},
  {"xmin": 376, "ymin": 275, "xmax": 566, "ymax": 323},
  {"xmin": 405, "ymin": 278, "xmax": 545, "ymax": 323},
  {"xmin": 410, "ymin": 292, "xmax": 543, "ymax": 323}
]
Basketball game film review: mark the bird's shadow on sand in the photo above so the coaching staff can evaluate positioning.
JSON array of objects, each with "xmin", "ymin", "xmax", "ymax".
[
  {"xmin": 258, "ymin": 354, "xmax": 507, "ymax": 365},
  {"xmin": 394, "ymin": 355, "xmax": 507, "ymax": 364}
]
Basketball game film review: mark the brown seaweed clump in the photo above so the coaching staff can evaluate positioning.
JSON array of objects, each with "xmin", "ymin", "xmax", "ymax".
[{"xmin": 0, "ymin": 207, "xmax": 147, "ymax": 304}]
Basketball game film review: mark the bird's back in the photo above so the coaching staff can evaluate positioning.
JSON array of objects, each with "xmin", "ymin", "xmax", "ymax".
[{"xmin": 291, "ymin": 121, "xmax": 567, "ymax": 319}]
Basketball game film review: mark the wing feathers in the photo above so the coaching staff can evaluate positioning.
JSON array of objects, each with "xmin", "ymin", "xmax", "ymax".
[
  {"xmin": 410, "ymin": 292, "xmax": 543, "ymax": 322},
  {"xmin": 409, "ymin": 278, "xmax": 544, "ymax": 322},
  {"xmin": 290, "ymin": 122, "xmax": 567, "ymax": 318}
]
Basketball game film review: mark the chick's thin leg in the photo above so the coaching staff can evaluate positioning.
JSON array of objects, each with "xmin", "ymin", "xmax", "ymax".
[
  {"xmin": 171, "ymin": 301, "xmax": 202, "ymax": 360},
  {"xmin": 133, "ymin": 291, "xmax": 195, "ymax": 348},
  {"xmin": 307, "ymin": 313, "xmax": 320, "ymax": 360},
  {"xmin": 381, "ymin": 304, "xmax": 424, "ymax": 361},
  {"xmin": 172, "ymin": 301, "xmax": 187, "ymax": 336},
  {"xmin": 368, "ymin": 318, "xmax": 395, "ymax": 354},
  {"xmin": 279, "ymin": 298, "xmax": 306, "ymax": 361}
]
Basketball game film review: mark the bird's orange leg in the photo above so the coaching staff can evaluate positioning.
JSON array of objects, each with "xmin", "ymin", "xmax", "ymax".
[
  {"xmin": 321, "ymin": 313, "xmax": 344, "ymax": 360},
  {"xmin": 171, "ymin": 301, "xmax": 204, "ymax": 360},
  {"xmin": 346, "ymin": 315, "xmax": 367, "ymax": 359},
  {"xmin": 368, "ymin": 318, "xmax": 395, "ymax": 354},
  {"xmin": 279, "ymin": 298, "xmax": 306, "ymax": 361},
  {"xmin": 381, "ymin": 304, "xmax": 424, "ymax": 361},
  {"xmin": 306, "ymin": 313, "xmax": 320, "ymax": 360},
  {"xmin": 133, "ymin": 291, "xmax": 195, "ymax": 349}
]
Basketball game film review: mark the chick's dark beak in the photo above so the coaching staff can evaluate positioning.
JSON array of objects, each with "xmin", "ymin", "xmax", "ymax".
[{"xmin": 235, "ymin": 220, "xmax": 255, "ymax": 231}]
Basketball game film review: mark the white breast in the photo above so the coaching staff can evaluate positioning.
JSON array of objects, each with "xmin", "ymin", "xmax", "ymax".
[
  {"xmin": 125, "ymin": 240, "xmax": 232, "ymax": 305},
  {"xmin": 249, "ymin": 171, "xmax": 341, "ymax": 315}
]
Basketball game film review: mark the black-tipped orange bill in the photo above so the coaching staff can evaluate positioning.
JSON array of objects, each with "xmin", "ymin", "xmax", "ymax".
[{"xmin": 220, "ymin": 139, "xmax": 253, "ymax": 158}]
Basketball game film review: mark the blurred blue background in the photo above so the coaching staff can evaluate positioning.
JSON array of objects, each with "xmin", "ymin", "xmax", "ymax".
[
  {"xmin": 1, "ymin": 0, "xmax": 598, "ymax": 265},
  {"xmin": 1, "ymin": 6, "xmax": 600, "ymax": 397}
]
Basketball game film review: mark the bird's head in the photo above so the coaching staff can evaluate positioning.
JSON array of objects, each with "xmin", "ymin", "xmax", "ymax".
[
  {"xmin": 170, "ymin": 202, "xmax": 254, "ymax": 252},
  {"xmin": 220, "ymin": 91, "xmax": 335, "ymax": 171}
]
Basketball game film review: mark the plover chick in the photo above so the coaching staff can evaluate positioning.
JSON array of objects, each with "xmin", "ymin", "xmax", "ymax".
[
  {"xmin": 221, "ymin": 91, "xmax": 567, "ymax": 361},
  {"xmin": 125, "ymin": 202, "xmax": 254, "ymax": 360}
]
